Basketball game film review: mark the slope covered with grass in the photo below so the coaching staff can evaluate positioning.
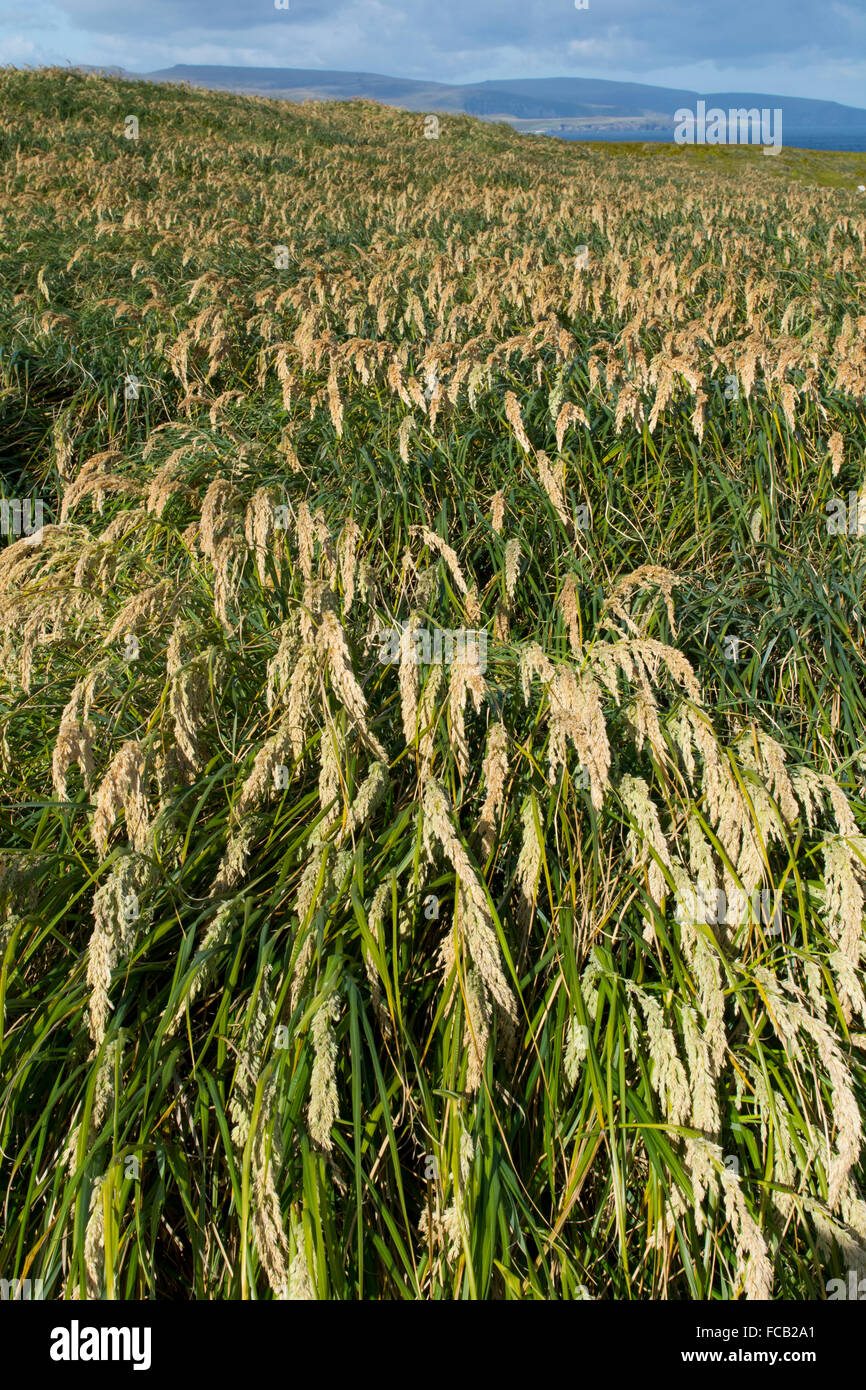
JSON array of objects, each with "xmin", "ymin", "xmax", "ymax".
[{"xmin": 1, "ymin": 66, "xmax": 866, "ymax": 1300}]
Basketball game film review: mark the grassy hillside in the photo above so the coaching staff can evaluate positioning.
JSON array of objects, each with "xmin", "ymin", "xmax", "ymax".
[{"xmin": 1, "ymin": 66, "xmax": 866, "ymax": 1301}]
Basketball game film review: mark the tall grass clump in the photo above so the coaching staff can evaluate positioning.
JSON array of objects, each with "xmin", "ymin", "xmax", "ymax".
[{"xmin": 1, "ymin": 66, "xmax": 865, "ymax": 1300}]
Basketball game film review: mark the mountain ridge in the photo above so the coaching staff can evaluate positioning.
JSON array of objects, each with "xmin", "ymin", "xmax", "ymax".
[{"xmin": 77, "ymin": 64, "xmax": 866, "ymax": 130}]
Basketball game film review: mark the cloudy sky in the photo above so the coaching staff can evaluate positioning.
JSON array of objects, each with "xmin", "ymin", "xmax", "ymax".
[{"xmin": 1, "ymin": 0, "xmax": 864, "ymax": 108}]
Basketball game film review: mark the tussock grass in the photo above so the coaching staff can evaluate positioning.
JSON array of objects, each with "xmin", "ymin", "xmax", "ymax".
[{"xmin": 1, "ymin": 67, "xmax": 866, "ymax": 1300}]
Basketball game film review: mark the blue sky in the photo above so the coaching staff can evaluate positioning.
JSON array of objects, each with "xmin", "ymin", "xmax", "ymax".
[{"xmin": 1, "ymin": 0, "xmax": 864, "ymax": 108}]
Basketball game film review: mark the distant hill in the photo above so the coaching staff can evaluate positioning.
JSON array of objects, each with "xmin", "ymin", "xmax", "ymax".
[{"xmin": 124, "ymin": 66, "xmax": 866, "ymax": 134}]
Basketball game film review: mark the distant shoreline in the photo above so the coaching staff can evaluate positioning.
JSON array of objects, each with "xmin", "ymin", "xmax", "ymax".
[
  {"xmin": 59, "ymin": 65, "xmax": 866, "ymax": 152},
  {"xmin": 550, "ymin": 128, "xmax": 866, "ymax": 152}
]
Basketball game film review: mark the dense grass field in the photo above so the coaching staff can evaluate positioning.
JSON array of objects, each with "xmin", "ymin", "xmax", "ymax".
[{"xmin": 1, "ymin": 66, "xmax": 866, "ymax": 1301}]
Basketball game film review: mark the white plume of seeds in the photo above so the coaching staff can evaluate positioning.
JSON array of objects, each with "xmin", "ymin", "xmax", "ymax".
[
  {"xmin": 548, "ymin": 667, "xmax": 610, "ymax": 811},
  {"xmin": 92, "ymin": 740, "xmax": 150, "ymax": 856},
  {"xmin": 266, "ymin": 618, "xmax": 299, "ymax": 710},
  {"xmin": 747, "ymin": 1065, "xmax": 797, "ymax": 1224},
  {"xmin": 580, "ymin": 953, "xmax": 603, "ymax": 1027},
  {"xmin": 801, "ymin": 1009, "xmax": 862, "ymax": 1211},
  {"xmin": 210, "ymin": 819, "xmax": 258, "ymax": 895},
  {"xmin": 478, "ymin": 720, "xmax": 508, "ymax": 860},
  {"xmin": 563, "ymin": 1014, "xmax": 589, "ymax": 1089},
  {"xmin": 98, "ymin": 506, "xmax": 147, "ymax": 548},
  {"xmin": 678, "ymin": 729, "xmax": 759, "ymax": 932},
  {"xmin": 422, "ymin": 778, "xmax": 518, "ymax": 1036},
  {"xmin": 104, "ymin": 580, "xmax": 172, "ymax": 646},
  {"xmin": 625, "ymin": 685, "xmax": 666, "ymax": 762},
  {"xmin": 448, "ymin": 644, "xmax": 486, "ymax": 780},
  {"xmin": 397, "ymin": 415, "xmax": 415, "ymax": 466},
  {"xmin": 338, "ymin": 519, "xmax": 361, "ymax": 613},
  {"xmin": 630, "ymin": 637, "xmax": 701, "ymax": 702},
  {"xmin": 251, "ymin": 1074, "xmax": 291, "ymax": 1300},
  {"xmin": 504, "ymin": 539, "xmax": 521, "ymax": 601},
  {"xmin": 230, "ymin": 970, "xmax": 274, "ymax": 1151},
  {"xmin": 417, "ymin": 527, "xmax": 480, "ymax": 623},
  {"xmin": 668, "ymin": 705, "xmax": 697, "ymax": 784},
  {"xmin": 64, "ymin": 1034, "xmax": 124, "ymax": 1176},
  {"xmin": 307, "ymin": 992, "xmax": 341, "ymax": 1151},
  {"xmin": 52, "ymin": 683, "xmax": 96, "ymax": 800},
  {"xmin": 199, "ymin": 478, "xmax": 237, "ymax": 559},
  {"xmin": 343, "ymin": 760, "xmax": 389, "ymax": 840},
  {"xmin": 463, "ymin": 962, "xmax": 492, "ymax": 1093},
  {"xmin": 606, "ymin": 566, "xmax": 683, "ymax": 638},
  {"xmin": 287, "ymin": 1208, "xmax": 317, "ymax": 1300},
  {"xmin": 830, "ymin": 948, "xmax": 866, "ymax": 1026},
  {"xmin": 554, "ymin": 401, "xmax": 589, "ymax": 451},
  {"xmin": 790, "ymin": 765, "xmax": 826, "ymax": 832},
  {"xmin": 90, "ymin": 1035, "xmax": 123, "ymax": 1134},
  {"xmin": 808, "ymin": 1203, "xmax": 866, "ymax": 1286},
  {"xmin": 822, "ymin": 835, "xmax": 866, "ymax": 1018},
  {"xmin": 296, "ymin": 502, "xmax": 315, "ymax": 583},
  {"xmin": 519, "ymin": 642, "xmax": 555, "ymax": 705},
  {"xmin": 294, "ymin": 845, "xmax": 330, "ymax": 936},
  {"xmin": 719, "ymin": 1158, "xmax": 774, "ymax": 1299},
  {"xmin": 327, "ymin": 365, "xmax": 344, "ymax": 437},
  {"xmin": 752, "ymin": 967, "xmax": 805, "ymax": 1064},
  {"xmin": 165, "ymin": 900, "xmax": 234, "ymax": 1037},
  {"xmin": 417, "ymin": 663, "xmax": 443, "ymax": 776},
  {"xmin": 515, "ymin": 795, "xmax": 543, "ymax": 932},
  {"xmin": 619, "ymin": 775, "xmax": 673, "ymax": 910},
  {"xmin": 504, "ymin": 390, "xmax": 532, "ymax": 453},
  {"xmin": 316, "ymin": 610, "xmax": 386, "ymax": 758},
  {"xmin": 688, "ymin": 809, "xmax": 719, "ymax": 907},
  {"xmin": 167, "ymin": 621, "xmax": 211, "ymax": 776},
  {"xmin": 286, "ymin": 641, "xmax": 318, "ymax": 760},
  {"xmin": 459, "ymin": 1124, "xmax": 474, "ymax": 1190},
  {"xmin": 236, "ymin": 714, "xmax": 295, "ymax": 818},
  {"xmin": 244, "ymin": 487, "xmax": 277, "ymax": 584},
  {"xmin": 290, "ymin": 850, "xmax": 352, "ymax": 1013},
  {"xmin": 840, "ymin": 1195, "xmax": 866, "ymax": 1270},
  {"xmin": 145, "ymin": 455, "xmax": 193, "ymax": 516},
  {"xmin": 751, "ymin": 730, "xmax": 799, "ymax": 824},
  {"xmin": 313, "ymin": 509, "xmax": 338, "ymax": 587},
  {"xmin": 681, "ymin": 1005, "xmax": 720, "ymax": 1135},
  {"xmin": 83, "ymin": 1176, "xmax": 106, "ymax": 1299},
  {"xmin": 311, "ymin": 719, "xmax": 344, "ymax": 843},
  {"xmin": 210, "ymin": 534, "xmax": 246, "ymax": 630},
  {"xmin": 60, "ymin": 471, "xmax": 139, "ymax": 522},
  {"xmin": 755, "ymin": 967, "xmax": 862, "ymax": 1211},
  {"xmin": 559, "ymin": 574, "xmax": 581, "ymax": 655},
  {"xmin": 399, "ymin": 614, "xmax": 421, "ymax": 745},
  {"xmin": 86, "ymin": 856, "xmax": 148, "ymax": 1046},
  {"xmin": 591, "ymin": 640, "xmax": 636, "ymax": 699},
  {"xmin": 675, "ymin": 866, "xmax": 727, "ymax": 1075},
  {"xmin": 534, "ymin": 451, "xmax": 571, "ymax": 530},
  {"xmin": 628, "ymin": 984, "xmax": 690, "ymax": 1130},
  {"xmin": 823, "ymin": 774, "xmax": 859, "ymax": 838},
  {"xmin": 363, "ymin": 881, "xmax": 393, "ymax": 1037},
  {"xmin": 399, "ymin": 546, "xmax": 418, "ymax": 605},
  {"xmin": 828, "ymin": 431, "xmax": 844, "ymax": 477}
]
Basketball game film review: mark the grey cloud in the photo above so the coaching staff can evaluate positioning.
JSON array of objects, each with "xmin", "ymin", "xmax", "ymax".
[{"xmin": 48, "ymin": 0, "xmax": 866, "ymax": 66}]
